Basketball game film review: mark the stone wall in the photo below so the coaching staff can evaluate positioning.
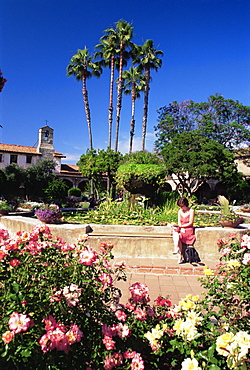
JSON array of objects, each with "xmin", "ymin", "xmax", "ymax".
[{"xmin": 0, "ymin": 216, "xmax": 248, "ymax": 262}]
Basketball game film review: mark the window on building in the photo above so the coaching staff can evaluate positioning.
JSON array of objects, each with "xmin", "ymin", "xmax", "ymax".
[
  {"xmin": 10, "ymin": 155, "xmax": 17, "ymax": 164},
  {"xmin": 0, "ymin": 154, "xmax": 2, "ymax": 162},
  {"xmin": 26, "ymin": 155, "xmax": 32, "ymax": 164}
]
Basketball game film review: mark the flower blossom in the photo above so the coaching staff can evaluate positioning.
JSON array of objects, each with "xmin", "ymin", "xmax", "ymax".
[
  {"xmin": 2, "ymin": 330, "xmax": 15, "ymax": 344},
  {"xmin": 39, "ymin": 316, "xmax": 83, "ymax": 354},
  {"xmin": 216, "ymin": 331, "xmax": 250, "ymax": 368},
  {"xmin": 9, "ymin": 259, "xmax": 20, "ymax": 267},
  {"xmin": 155, "ymin": 296, "xmax": 172, "ymax": 307},
  {"xmin": 115, "ymin": 310, "xmax": 127, "ymax": 322},
  {"xmin": 226, "ymin": 259, "xmax": 241, "ymax": 269},
  {"xmin": 221, "ymin": 247, "xmax": 232, "ymax": 256},
  {"xmin": 104, "ymin": 352, "xmax": 123, "ymax": 370},
  {"xmin": 242, "ymin": 253, "xmax": 250, "ymax": 265},
  {"xmin": 0, "ymin": 229, "xmax": 9, "ymax": 240},
  {"xmin": 129, "ymin": 282, "xmax": 150, "ymax": 303},
  {"xmin": 79, "ymin": 247, "xmax": 98, "ymax": 265},
  {"xmin": 173, "ymin": 318, "xmax": 198, "ymax": 341},
  {"xmin": 116, "ymin": 323, "xmax": 130, "ymax": 338},
  {"xmin": 99, "ymin": 273, "xmax": 113, "ymax": 287},
  {"xmin": 203, "ymin": 267, "xmax": 214, "ymax": 276},
  {"xmin": 62, "ymin": 284, "xmax": 82, "ymax": 306},
  {"xmin": 8, "ymin": 312, "xmax": 32, "ymax": 334},
  {"xmin": 0, "ymin": 248, "xmax": 8, "ymax": 261},
  {"xmin": 99, "ymin": 242, "xmax": 114, "ymax": 254},
  {"xmin": 241, "ymin": 234, "xmax": 250, "ymax": 249},
  {"xmin": 102, "ymin": 335, "xmax": 116, "ymax": 350},
  {"xmin": 133, "ymin": 307, "xmax": 147, "ymax": 321},
  {"xmin": 144, "ymin": 324, "xmax": 167, "ymax": 350},
  {"xmin": 131, "ymin": 353, "xmax": 144, "ymax": 370},
  {"xmin": 181, "ymin": 357, "xmax": 201, "ymax": 370}
]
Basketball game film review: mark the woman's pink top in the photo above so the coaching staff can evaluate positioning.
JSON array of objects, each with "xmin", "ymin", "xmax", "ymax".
[{"xmin": 179, "ymin": 212, "xmax": 196, "ymax": 246}]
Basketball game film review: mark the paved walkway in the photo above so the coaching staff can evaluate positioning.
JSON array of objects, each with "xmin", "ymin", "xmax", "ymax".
[{"xmin": 113, "ymin": 257, "xmax": 218, "ymax": 306}]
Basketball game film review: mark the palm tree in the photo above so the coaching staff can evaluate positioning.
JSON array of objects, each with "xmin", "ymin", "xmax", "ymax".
[
  {"xmin": 110, "ymin": 20, "xmax": 133, "ymax": 152},
  {"xmin": 134, "ymin": 40, "xmax": 163, "ymax": 151},
  {"xmin": 123, "ymin": 67, "xmax": 145, "ymax": 153},
  {"xmin": 67, "ymin": 47, "xmax": 102, "ymax": 150},
  {"xmin": 95, "ymin": 33, "xmax": 119, "ymax": 149}
]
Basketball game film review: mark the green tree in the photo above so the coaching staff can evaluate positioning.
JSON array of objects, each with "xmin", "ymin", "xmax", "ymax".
[
  {"xmin": 3, "ymin": 163, "xmax": 26, "ymax": 199},
  {"xmin": 67, "ymin": 48, "xmax": 102, "ymax": 150},
  {"xmin": 0, "ymin": 169, "xmax": 6, "ymax": 197},
  {"xmin": 160, "ymin": 131, "xmax": 238, "ymax": 196},
  {"xmin": 123, "ymin": 66, "xmax": 145, "ymax": 154},
  {"xmin": 134, "ymin": 40, "xmax": 163, "ymax": 150},
  {"xmin": 155, "ymin": 99, "xmax": 197, "ymax": 149},
  {"xmin": 116, "ymin": 151, "xmax": 166, "ymax": 201},
  {"xmin": 25, "ymin": 159, "xmax": 56, "ymax": 200},
  {"xmin": 155, "ymin": 95, "xmax": 250, "ymax": 150},
  {"xmin": 44, "ymin": 178, "xmax": 68, "ymax": 203},
  {"xmin": 196, "ymin": 94, "xmax": 250, "ymax": 149},
  {"xmin": 77, "ymin": 148, "xmax": 122, "ymax": 196}
]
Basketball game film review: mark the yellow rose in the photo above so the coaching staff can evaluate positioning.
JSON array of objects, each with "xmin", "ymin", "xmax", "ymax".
[
  {"xmin": 226, "ymin": 260, "xmax": 241, "ymax": 269},
  {"xmin": 216, "ymin": 332, "xmax": 234, "ymax": 356},
  {"xmin": 203, "ymin": 267, "xmax": 214, "ymax": 276}
]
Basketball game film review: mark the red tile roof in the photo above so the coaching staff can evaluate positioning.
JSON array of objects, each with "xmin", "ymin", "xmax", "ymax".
[
  {"xmin": 60, "ymin": 164, "xmax": 83, "ymax": 176},
  {"xmin": 0, "ymin": 143, "xmax": 65, "ymax": 157}
]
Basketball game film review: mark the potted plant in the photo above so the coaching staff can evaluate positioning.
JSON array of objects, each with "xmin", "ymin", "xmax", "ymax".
[
  {"xmin": 239, "ymin": 204, "xmax": 250, "ymax": 213},
  {"xmin": 218, "ymin": 195, "xmax": 244, "ymax": 228},
  {"xmin": 34, "ymin": 203, "xmax": 62, "ymax": 224},
  {"xmin": 0, "ymin": 201, "xmax": 12, "ymax": 215}
]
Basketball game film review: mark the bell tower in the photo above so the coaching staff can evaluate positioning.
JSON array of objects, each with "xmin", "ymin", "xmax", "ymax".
[{"xmin": 37, "ymin": 125, "xmax": 55, "ymax": 158}]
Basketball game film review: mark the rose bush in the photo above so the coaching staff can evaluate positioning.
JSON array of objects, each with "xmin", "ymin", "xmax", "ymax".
[{"xmin": 0, "ymin": 227, "xmax": 249, "ymax": 369}]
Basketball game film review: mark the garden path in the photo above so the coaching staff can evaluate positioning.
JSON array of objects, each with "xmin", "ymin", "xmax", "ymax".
[{"xmin": 113, "ymin": 257, "xmax": 217, "ymax": 306}]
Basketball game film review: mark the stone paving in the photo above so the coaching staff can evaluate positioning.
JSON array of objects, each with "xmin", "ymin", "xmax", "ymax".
[{"xmin": 113, "ymin": 256, "xmax": 217, "ymax": 306}]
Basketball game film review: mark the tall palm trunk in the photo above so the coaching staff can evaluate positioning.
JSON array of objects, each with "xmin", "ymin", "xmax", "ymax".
[
  {"xmin": 142, "ymin": 68, "xmax": 150, "ymax": 151},
  {"xmin": 114, "ymin": 45, "xmax": 124, "ymax": 153},
  {"xmin": 82, "ymin": 77, "xmax": 94, "ymax": 193},
  {"xmin": 82, "ymin": 77, "xmax": 93, "ymax": 150},
  {"xmin": 108, "ymin": 55, "xmax": 115, "ymax": 149},
  {"xmin": 129, "ymin": 84, "xmax": 136, "ymax": 154}
]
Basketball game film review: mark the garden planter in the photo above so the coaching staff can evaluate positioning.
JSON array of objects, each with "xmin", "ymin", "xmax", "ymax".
[
  {"xmin": 38, "ymin": 218, "xmax": 53, "ymax": 224},
  {"xmin": 219, "ymin": 218, "xmax": 244, "ymax": 228}
]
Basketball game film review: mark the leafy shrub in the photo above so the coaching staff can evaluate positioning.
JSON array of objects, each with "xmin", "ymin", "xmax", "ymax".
[
  {"xmin": 68, "ymin": 187, "xmax": 82, "ymax": 197},
  {"xmin": 44, "ymin": 178, "xmax": 68, "ymax": 203}
]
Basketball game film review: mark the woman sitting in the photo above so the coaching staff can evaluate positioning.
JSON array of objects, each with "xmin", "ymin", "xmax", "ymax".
[{"xmin": 172, "ymin": 197, "xmax": 196, "ymax": 264}]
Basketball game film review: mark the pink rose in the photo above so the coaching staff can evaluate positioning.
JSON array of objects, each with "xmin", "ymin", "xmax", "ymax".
[{"xmin": 2, "ymin": 330, "xmax": 14, "ymax": 344}]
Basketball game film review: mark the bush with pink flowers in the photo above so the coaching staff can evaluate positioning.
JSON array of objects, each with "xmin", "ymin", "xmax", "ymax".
[{"xmin": 0, "ymin": 227, "xmax": 249, "ymax": 369}]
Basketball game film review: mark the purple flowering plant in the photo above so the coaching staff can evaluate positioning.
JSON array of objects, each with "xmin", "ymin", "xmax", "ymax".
[{"xmin": 35, "ymin": 203, "xmax": 62, "ymax": 224}]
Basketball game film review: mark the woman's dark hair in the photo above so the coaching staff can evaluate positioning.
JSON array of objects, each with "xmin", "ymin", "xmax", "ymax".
[{"xmin": 177, "ymin": 197, "xmax": 189, "ymax": 207}]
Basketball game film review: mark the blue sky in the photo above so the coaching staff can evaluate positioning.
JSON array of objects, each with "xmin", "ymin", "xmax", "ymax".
[{"xmin": 1, "ymin": 0, "xmax": 250, "ymax": 164}]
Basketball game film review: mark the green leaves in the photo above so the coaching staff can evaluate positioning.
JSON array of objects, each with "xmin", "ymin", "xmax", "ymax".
[{"xmin": 160, "ymin": 131, "xmax": 237, "ymax": 196}]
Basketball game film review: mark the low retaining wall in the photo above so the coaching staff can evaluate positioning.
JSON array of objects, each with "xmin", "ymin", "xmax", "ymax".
[{"xmin": 0, "ymin": 215, "xmax": 249, "ymax": 261}]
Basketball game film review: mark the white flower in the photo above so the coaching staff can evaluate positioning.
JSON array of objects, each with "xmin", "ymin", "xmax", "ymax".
[{"xmin": 181, "ymin": 357, "xmax": 201, "ymax": 370}]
